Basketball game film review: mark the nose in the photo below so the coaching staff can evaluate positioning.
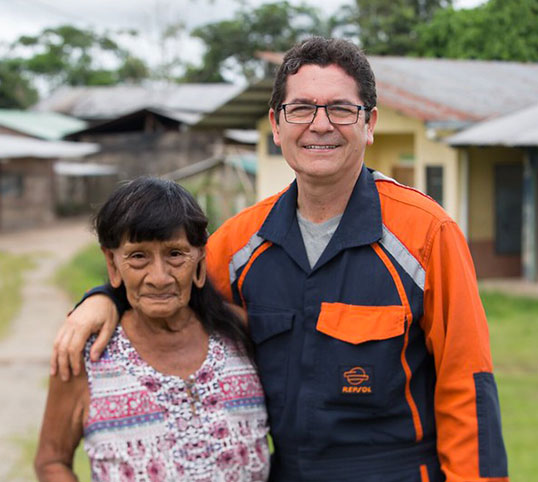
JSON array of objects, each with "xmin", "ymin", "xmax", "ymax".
[
  {"xmin": 146, "ymin": 257, "xmax": 174, "ymax": 287},
  {"xmin": 309, "ymin": 106, "xmax": 334, "ymax": 133}
]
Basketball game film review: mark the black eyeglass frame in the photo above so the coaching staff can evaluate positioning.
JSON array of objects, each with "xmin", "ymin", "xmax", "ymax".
[{"xmin": 278, "ymin": 103, "xmax": 370, "ymax": 125}]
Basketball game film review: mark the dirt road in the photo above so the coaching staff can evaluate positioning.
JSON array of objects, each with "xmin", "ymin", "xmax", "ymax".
[{"xmin": 0, "ymin": 218, "xmax": 94, "ymax": 480}]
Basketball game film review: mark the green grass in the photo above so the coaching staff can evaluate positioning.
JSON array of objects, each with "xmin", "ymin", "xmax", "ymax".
[
  {"xmin": 0, "ymin": 251, "xmax": 35, "ymax": 339},
  {"xmin": 481, "ymin": 291, "xmax": 538, "ymax": 481},
  {"xmin": 54, "ymin": 243, "xmax": 108, "ymax": 302},
  {"xmin": 10, "ymin": 430, "xmax": 91, "ymax": 481},
  {"xmin": 47, "ymin": 246, "xmax": 538, "ymax": 479}
]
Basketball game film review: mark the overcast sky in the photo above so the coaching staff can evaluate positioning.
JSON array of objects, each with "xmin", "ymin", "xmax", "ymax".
[{"xmin": 0, "ymin": 0, "xmax": 488, "ymax": 69}]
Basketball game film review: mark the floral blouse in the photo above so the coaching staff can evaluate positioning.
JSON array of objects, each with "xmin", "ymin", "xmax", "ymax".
[{"xmin": 83, "ymin": 325, "xmax": 270, "ymax": 481}]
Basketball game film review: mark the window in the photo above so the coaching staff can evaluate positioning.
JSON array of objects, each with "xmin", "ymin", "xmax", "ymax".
[
  {"xmin": 495, "ymin": 164, "xmax": 522, "ymax": 255},
  {"xmin": 0, "ymin": 172, "xmax": 24, "ymax": 198},
  {"xmin": 426, "ymin": 166, "xmax": 443, "ymax": 206}
]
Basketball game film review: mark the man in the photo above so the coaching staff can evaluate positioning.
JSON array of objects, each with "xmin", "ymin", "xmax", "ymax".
[{"xmin": 52, "ymin": 37, "xmax": 509, "ymax": 481}]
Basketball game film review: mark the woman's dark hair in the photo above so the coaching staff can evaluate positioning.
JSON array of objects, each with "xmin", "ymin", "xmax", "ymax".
[
  {"xmin": 270, "ymin": 36, "xmax": 377, "ymax": 123},
  {"xmin": 94, "ymin": 177, "xmax": 253, "ymax": 357}
]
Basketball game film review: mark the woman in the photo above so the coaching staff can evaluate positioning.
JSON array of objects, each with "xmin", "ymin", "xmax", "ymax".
[{"xmin": 35, "ymin": 178, "xmax": 269, "ymax": 481}]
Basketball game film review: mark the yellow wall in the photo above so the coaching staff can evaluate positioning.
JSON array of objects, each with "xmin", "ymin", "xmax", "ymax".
[
  {"xmin": 467, "ymin": 147, "xmax": 524, "ymax": 241},
  {"xmin": 372, "ymin": 106, "xmax": 462, "ymax": 221},
  {"xmin": 257, "ymin": 117, "xmax": 295, "ymax": 200},
  {"xmin": 374, "ymin": 106, "xmax": 422, "ymax": 135},
  {"xmin": 366, "ymin": 133, "xmax": 414, "ymax": 179},
  {"xmin": 415, "ymin": 129, "xmax": 460, "ymax": 220}
]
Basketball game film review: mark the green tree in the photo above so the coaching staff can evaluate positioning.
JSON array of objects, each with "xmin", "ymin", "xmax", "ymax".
[
  {"xmin": 414, "ymin": 0, "xmax": 538, "ymax": 61},
  {"xmin": 0, "ymin": 59, "xmax": 38, "ymax": 108},
  {"xmin": 183, "ymin": 1, "xmax": 351, "ymax": 82},
  {"xmin": 14, "ymin": 25, "xmax": 149, "ymax": 89},
  {"xmin": 353, "ymin": 0, "xmax": 453, "ymax": 55}
]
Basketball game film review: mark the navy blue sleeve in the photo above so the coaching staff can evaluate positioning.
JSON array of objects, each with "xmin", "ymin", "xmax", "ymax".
[
  {"xmin": 474, "ymin": 372, "xmax": 509, "ymax": 478},
  {"xmin": 73, "ymin": 283, "xmax": 130, "ymax": 317}
]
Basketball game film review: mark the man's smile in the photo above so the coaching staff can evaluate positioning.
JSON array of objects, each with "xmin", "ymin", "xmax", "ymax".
[{"xmin": 303, "ymin": 144, "xmax": 339, "ymax": 150}]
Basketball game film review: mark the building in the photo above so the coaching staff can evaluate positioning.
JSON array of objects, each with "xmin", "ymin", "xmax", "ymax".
[
  {"xmin": 35, "ymin": 84, "xmax": 245, "ymax": 179},
  {"xmin": 448, "ymin": 103, "xmax": 538, "ymax": 280},
  {"xmin": 0, "ymin": 135, "xmax": 98, "ymax": 231}
]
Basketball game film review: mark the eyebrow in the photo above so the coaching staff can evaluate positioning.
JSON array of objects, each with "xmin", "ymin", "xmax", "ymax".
[{"xmin": 286, "ymin": 97, "xmax": 359, "ymax": 105}]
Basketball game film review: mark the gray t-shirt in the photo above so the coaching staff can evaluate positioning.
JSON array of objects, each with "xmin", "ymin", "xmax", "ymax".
[{"xmin": 297, "ymin": 210, "xmax": 343, "ymax": 268}]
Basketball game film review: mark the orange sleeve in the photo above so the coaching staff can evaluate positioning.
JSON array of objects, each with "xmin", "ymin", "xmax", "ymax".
[
  {"xmin": 422, "ymin": 220, "xmax": 509, "ymax": 482},
  {"xmin": 206, "ymin": 227, "xmax": 234, "ymax": 303}
]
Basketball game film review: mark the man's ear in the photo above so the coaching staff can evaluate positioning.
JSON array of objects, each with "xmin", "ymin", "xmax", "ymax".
[
  {"xmin": 193, "ymin": 252, "xmax": 207, "ymax": 289},
  {"xmin": 101, "ymin": 247, "xmax": 122, "ymax": 288},
  {"xmin": 269, "ymin": 109, "xmax": 281, "ymax": 147},
  {"xmin": 366, "ymin": 107, "xmax": 378, "ymax": 146}
]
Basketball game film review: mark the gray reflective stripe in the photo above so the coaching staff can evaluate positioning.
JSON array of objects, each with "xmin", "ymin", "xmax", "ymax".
[
  {"xmin": 372, "ymin": 169, "xmax": 406, "ymax": 187},
  {"xmin": 371, "ymin": 170, "xmax": 393, "ymax": 182},
  {"xmin": 229, "ymin": 232, "xmax": 265, "ymax": 285},
  {"xmin": 380, "ymin": 225, "xmax": 425, "ymax": 291}
]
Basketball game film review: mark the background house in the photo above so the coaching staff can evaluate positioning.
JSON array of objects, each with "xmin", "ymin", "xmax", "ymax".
[
  {"xmin": 0, "ymin": 135, "xmax": 98, "ymax": 231},
  {"xmin": 31, "ymin": 83, "xmax": 257, "ymax": 218},
  {"xmin": 0, "ymin": 109, "xmax": 109, "ymax": 227},
  {"xmin": 448, "ymin": 103, "xmax": 538, "ymax": 280},
  {"xmin": 196, "ymin": 55, "xmax": 538, "ymax": 279},
  {"xmin": 35, "ymin": 83, "xmax": 245, "ymax": 179}
]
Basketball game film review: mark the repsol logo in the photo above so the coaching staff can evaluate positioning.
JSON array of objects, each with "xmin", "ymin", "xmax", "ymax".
[
  {"xmin": 340, "ymin": 365, "xmax": 374, "ymax": 395},
  {"xmin": 342, "ymin": 386, "xmax": 372, "ymax": 394}
]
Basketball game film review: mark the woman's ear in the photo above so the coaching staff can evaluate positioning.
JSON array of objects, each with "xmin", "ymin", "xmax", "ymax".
[
  {"xmin": 193, "ymin": 251, "xmax": 206, "ymax": 289},
  {"xmin": 102, "ymin": 247, "xmax": 122, "ymax": 288}
]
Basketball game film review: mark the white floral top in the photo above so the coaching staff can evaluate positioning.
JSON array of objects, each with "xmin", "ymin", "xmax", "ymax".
[{"xmin": 83, "ymin": 325, "xmax": 270, "ymax": 481}]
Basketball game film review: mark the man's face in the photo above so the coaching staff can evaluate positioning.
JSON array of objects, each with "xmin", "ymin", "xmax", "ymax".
[{"xmin": 269, "ymin": 64, "xmax": 377, "ymax": 185}]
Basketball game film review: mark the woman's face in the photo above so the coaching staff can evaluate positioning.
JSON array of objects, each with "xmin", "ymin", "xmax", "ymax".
[{"xmin": 103, "ymin": 228, "xmax": 205, "ymax": 321}]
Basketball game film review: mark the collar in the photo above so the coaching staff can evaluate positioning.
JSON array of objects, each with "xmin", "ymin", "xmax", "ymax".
[{"xmin": 258, "ymin": 165, "xmax": 383, "ymax": 269}]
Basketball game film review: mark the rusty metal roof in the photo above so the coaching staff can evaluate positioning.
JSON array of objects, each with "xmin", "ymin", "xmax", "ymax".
[
  {"xmin": 446, "ymin": 102, "xmax": 538, "ymax": 147},
  {"xmin": 370, "ymin": 57, "xmax": 538, "ymax": 121}
]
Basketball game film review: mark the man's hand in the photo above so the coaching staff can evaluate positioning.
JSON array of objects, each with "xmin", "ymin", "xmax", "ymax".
[{"xmin": 50, "ymin": 294, "xmax": 119, "ymax": 381}]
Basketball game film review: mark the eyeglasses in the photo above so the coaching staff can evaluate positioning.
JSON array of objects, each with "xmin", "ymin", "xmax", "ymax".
[{"xmin": 278, "ymin": 103, "xmax": 368, "ymax": 125}]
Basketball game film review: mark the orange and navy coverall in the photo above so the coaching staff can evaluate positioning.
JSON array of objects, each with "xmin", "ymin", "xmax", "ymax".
[{"xmin": 207, "ymin": 165, "xmax": 509, "ymax": 482}]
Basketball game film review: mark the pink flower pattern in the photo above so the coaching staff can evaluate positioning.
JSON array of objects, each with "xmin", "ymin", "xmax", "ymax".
[{"xmin": 83, "ymin": 328, "xmax": 270, "ymax": 481}]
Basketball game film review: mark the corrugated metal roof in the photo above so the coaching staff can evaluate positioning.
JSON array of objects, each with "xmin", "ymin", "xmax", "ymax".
[
  {"xmin": 369, "ymin": 57, "xmax": 538, "ymax": 121},
  {"xmin": 0, "ymin": 109, "xmax": 87, "ymax": 140},
  {"xmin": 446, "ymin": 102, "xmax": 538, "ymax": 147},
  {"xmin": 0, "ymin": 134, "xmax": 99, "ymax": 159},
  {"xmin": 195, "ymin": 78, "xmax": 274, "ymax": 129},
  {"xmin": 63, "ymin": 107, "xmax": 203, "ymax": 138},
  {"xmin": 54, "ymin": 161, "xmax": 118, "ymax": 176},
  {"xmin": 224, "ymin": 129, "xmax": 259, "ymax": 144},
  {"xmin": 33, "ymin": 83, "xmax": 244, "ymax": 121},
  {"xmin": 255, "ymin": 52, "xmax": 538, "ymax": 122}
]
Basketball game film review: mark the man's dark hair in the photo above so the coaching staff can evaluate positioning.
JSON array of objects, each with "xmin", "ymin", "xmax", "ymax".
[
  {"xmin": 94, "ymin": 177, "xmax": 253, "ymax": 356},
  {"xmin": 269, "ymin": 36, "xmax": 377, "ymax": 123}
]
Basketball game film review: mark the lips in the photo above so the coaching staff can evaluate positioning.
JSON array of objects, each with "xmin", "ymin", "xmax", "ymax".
[{"xmin": 142, "ymin": 293, "xmax": 176, "ymax": 300}]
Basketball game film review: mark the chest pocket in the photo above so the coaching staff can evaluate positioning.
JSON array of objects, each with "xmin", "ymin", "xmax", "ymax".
[
  {"xmin": 248, "ymin": 308, "xmax": 294, "ymax": 416},
  {"xmin": 315, "ymin": 302, "xmax": 406, "ymax": 412}
]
